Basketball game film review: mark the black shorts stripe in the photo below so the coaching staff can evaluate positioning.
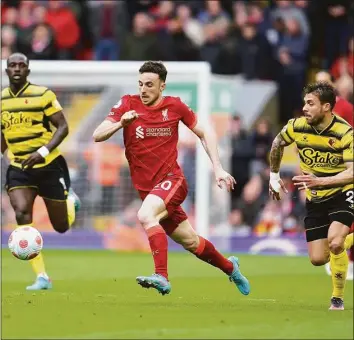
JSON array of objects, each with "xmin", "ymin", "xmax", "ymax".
[{"xmin": 7, "ymin": 133, "xmax": 43, "ymax": 144}]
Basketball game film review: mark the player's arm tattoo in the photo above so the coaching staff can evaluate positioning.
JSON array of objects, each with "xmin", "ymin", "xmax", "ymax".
[
  {"xmin": 269, "ymin": 133, "xmax": 288, "ymax": 173},
  {"xmin": 45, "ymin": 111, "xmax": 69, "ymax": 152}
]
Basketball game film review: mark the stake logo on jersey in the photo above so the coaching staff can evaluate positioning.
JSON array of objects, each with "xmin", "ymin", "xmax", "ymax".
[{"xmin": 301, "ymin": 148, "xmax": 341, "ymax": 168}]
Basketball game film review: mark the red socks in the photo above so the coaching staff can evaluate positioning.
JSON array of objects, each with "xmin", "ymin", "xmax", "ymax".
[
  {"xmin": 193, "ymin": 236, "xmax": 233, "ymax": 275},
  {"xmin": 146, "ymin": 226, "xmax": 168, "ymax": 280}
]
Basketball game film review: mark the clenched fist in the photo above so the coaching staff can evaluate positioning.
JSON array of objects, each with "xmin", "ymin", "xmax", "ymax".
[{"xmin": 120, "ymin": 110, "xmax": 138, "ymax": 127}]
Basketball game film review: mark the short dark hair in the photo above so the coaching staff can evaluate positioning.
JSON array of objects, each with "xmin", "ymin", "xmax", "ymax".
[
  {"xmin": 303, "ymin": 82, "xmax": 336, "ymax": 110},
  {"xmin": 7, "ymin": 52, "xmax": 29, "ymax": 66},
  {"xmin": 139, "ymin": 61, "xmax": 167, "ymax": 82}
]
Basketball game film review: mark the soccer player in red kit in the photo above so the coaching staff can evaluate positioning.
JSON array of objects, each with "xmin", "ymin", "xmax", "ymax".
[{"xmin": 93, "ymin": 61, "xmax": 250, "ymax": 296}]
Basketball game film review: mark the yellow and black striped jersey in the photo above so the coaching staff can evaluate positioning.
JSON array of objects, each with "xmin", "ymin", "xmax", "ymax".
[
  {"xmin": 280, "ymin": 115, "xmax": 353, "ymax": 202},
  {"xmin": 1, "ymin": 82, "xmax": 63, "ymax": 168}
]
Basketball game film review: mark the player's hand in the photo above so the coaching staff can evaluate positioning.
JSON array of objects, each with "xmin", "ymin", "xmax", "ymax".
[
  {"xmin": 269, "ymin": 172, "xmax": 288, "ymax": 201},
  {"xmin": 120, "ymin": 110, "xmax": 138, "ymax": 127},
  {"xmin": 21, "ymin": 152, "xmax": 44, "ymax": 170},
  {"xmin": 292, "ymin": 173, "xmax": 321, "ymax": 191},
  {"xmin": 214, "ymin": 168, "xmax": 236, "ymax": 192}
]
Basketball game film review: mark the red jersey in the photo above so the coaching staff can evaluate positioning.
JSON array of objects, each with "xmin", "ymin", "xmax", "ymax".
[
  {"xmin": 334, "ymin": 96, "xmax": 353, "ymax": 127},
  {"xmin": 106, "ymin": 95, "xmax": 198, "ymax": 191}
]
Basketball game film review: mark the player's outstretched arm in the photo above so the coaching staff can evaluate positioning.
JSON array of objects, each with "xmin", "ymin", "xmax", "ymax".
[
  {"xmin": 191, "ymin": 121, "xmax": 236, "ymax": 192},
  {"xmin": 293, "ymin": 162, "xmax": 354, "ymax": 190},
  {"xmin": 269, "ymin": 133, "xmax": 289, "ymax": 200},
  {"xmin": 93, "ymin": 120, "xmax": 123, "ymax": 142},
  {"xmin": 21, "ymin": 111, "xmax": 69, "ymax": 169},
  {"xmin": 93, "ymin": 110, "xmax": 138, "ymax": 142}
]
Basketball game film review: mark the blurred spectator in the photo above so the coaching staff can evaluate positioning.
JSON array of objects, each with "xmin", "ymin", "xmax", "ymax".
[
  {"xmin": 150, "ymin": 0, "xmax": 175, "ymax": 32},
  {"xmin": 175, "ymin": 4, "xmax": 204, "ymax": 47},
  {"xmin": 27, "ymin": 24, "xmax": 57, "ymax": 60},
  {"xmin": 270, "ymin": 0, "xmax": 310, "ymax": 36},
  {"xmin": 1, "ymin": 45, "xmax": 13, "ymax": 59},
  {"xmin": 323, "ymin": 0, "xmax": 350, "ymax": 69},
  {"xmin": 253, "ymin": 172, "xmax": 306, "ymax": 236},
  {"xmin": 315, "ymin": 70, "xmax": 354, "ymax": 125},
  {"xmin": 89, "ymin": 1, "xmax": 126, "ymax": 61},
  {"xmin": 250, "ymin": 119, "xmax": 273, "ymax": 175},
  {"xmin": 234, "ymin": 165, "xmax": 270, "ymax": 228},
  {"xmin": 277, "ymin": 16, "xmax": 309, "ymax": 123},
  {"xmin": 120, "ymin": 12, "xmax": 161, "ymax": 60},
  {"xmin": 45, "ymin": 0, "xmax": 80, "ymax": 59},
  {"xmin": 229, "ymin": 115, "xmax": 255, "ymax": 205},
  {"xmin": 1, "ymin": 25, "xmax": 18, "ymax": 52},
  {"xmin": 238, "ymin": 23, "xmax": 274, "ymax": 80},
  {"xmin": 2, "ymin": 7, "xmax": 19, "ymax": 28},
  {"xmin": 17, "ymin": 1, "xmax": 35, "ymax": 30},
  {"xmin": 200, "ymin": 17, "xmax": 229, "ymax": 67},
  {"xmin": 331, "ymin": 36, "xmax": 354, "ymax": 80},
  {"xmin": 198, "ymin": 0, "xmax": 230, "ymax": 25}
]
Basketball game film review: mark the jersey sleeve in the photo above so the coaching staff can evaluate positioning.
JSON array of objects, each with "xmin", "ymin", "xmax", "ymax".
[
  {"xmin": 342, "ymin": 129, "xmax": 353, "ymax": 162},
  {"xmin": 42, "ymin": 90, "xmax": 63, "ymax": 116},
  {"xmin": 177, "ymin": 98, "xmax": 198, "ymax": 130},
  {"xmin": 279, "ymin": 118, "xmax": 296, "ymax": 145},
  {"xmin": 106, "ymin": 95, "xmax": 129, "ymax": 122}
]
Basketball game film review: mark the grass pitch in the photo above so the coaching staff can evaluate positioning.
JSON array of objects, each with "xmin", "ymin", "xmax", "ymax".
[{"xmin": 1, "ymin": 250, "xmax": 353, "ymax": 339}]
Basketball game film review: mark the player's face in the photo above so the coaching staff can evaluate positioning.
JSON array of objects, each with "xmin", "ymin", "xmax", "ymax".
[
  {"xmin": 138, "ymin": 73, "xmax": 165, "ymax": 106},
  {"xmin": 303, "ymin": 93, "xmax": 330, "ymax": 126},
  {"xmin": 6, "ymin": 56, "xmax": 30, "ymax": 86}
]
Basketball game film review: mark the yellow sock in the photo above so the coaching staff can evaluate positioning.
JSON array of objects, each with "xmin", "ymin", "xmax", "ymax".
[
  {"xmin": 330, "ymin": 250, "xmax": 349, "ymax": 299},
  {"xmin": 67, "ymin": 197, "xmax": 76, "ymax": 227},
  {"xmin": 29, "ymin": 252, "xmax": 47, "ymax": 276},
  {"xmin": 344, "ymin": 233, "xmax": 353, "ymax": 250}
]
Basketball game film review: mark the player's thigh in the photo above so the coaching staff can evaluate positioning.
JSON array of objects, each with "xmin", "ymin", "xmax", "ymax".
[
  {"xmin": 307, "ymin": 239, "xmax": 330, "ymax": 266},
  {"xmin": 6, "ymin": 165, "xmax": 38, "ymax": 219},
  {"xmin": 327, "ymin": 190, "xmax": 354, "ymax": 248},
  {"xmin": 169, "ymin": 219, "xmax": 198, "ymax": 248},
  {"xmin": 54, "ymin": 155, "xmax": 71, "ymax": 189},
  {"xmin": 304, "ymin": 200, "xmax": 331, "ymax": 265},
  {"xmin": 137, "ymin": 193, "xmax": 168, "ymax": 226},
  {"xmin": 36, "ymin": 159, "xmax": 68, "ymax": 201},
  {"xmin": 150, "ymin": 176, "xmax": 188, "ymax": 216}
]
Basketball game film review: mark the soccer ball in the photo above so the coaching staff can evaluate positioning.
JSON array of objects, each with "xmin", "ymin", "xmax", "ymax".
[{"xmin": 8, "ymin": 226, "xmax": 43, "ymax": 260}]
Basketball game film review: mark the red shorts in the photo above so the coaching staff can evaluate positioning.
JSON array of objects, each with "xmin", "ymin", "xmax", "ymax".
[{"xmin": 138, "ymin": 175, "xmax": 188, "ymax": 235}]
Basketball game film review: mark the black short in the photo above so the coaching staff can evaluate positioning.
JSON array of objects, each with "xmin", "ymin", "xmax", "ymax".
[
  {"xmin": 304, "ymin": 190, "xmax": 354, "ymax": 242},
  {"xmin": 5, "ymin": 155, "xmax": 70, "ymax": 201}
]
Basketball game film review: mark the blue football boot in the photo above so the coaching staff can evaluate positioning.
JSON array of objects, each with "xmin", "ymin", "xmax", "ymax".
[{"xmin": 136, "ymin": 274, "xmax": 171, "ymax": 295}]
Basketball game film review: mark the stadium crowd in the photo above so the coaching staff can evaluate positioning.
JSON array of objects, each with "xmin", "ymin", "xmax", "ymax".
[{"xmin": 1, "ymin": 0, "xmax": 353, "ymax": 236}]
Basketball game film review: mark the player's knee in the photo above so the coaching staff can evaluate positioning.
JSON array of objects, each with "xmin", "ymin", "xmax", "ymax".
[
  {"xmin": 181, "ymin": 234, "xmax": 199, "ymax": 252},
  {"xmin": 329, "ymin": 238, "xmax": 344, "ymax": 255},
  {"xmin": 310, "ymin": 255, "xmax": 328, "ymax": 266},
  {"xmin": 137, "ymin": 208, "xmax": 158, "ymax": 228},
  {"xmin": 52, "ymin": 221, "xmax": 69, "ymax": 234},
  {"xmin": 14, "ymin": 207, "xmax": 32, "ymax": 225}
]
